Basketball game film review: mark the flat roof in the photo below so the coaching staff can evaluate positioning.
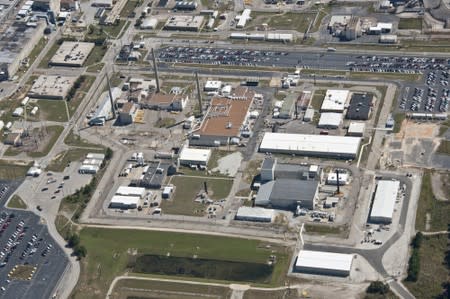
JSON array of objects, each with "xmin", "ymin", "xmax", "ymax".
[
  {"xmin": 296, "ymin": 250, "xmax": 353, "ymax": 272},
  {"xmin": 348, "ymin": 122, "xmax": 365, "ymax": 133},
  {"xmin": 370, "ymin": 180, "xmax": 399, "ymax": 221},
  {"xmin": 198, "ymin": 86, "xmax": 254, "ymax": 137},
  {"xmin": 116, "ymin": 186, "xmax": 146, "ymax": 197},
  {"xmin": 236, "ymin": 207, "xmax": 274, "ymax": 219},
  {"xmin": 346, "ymin": 93, "xmax": 372, "ymax": 120},
  {"xmin": 259, "ymin": 133, "xmax": 361, "ymax": 158},
  {"xmin": 50, "ymin": 41, "xmax": 95, "ymax": 67},
  {"xmin": 318, "ymin": 112, "xmax": 342, "ymax": 127},
  {"xmin": 320, "ymin": 89, "xmax": 349, "ymax": 112},
  {"xmin": 28, "ymin": 75, "xmax": 77, "ymax": 99},
  {"xmin": 179, "ymin": 147, "xmax": 211, "ymax": 163},
  {"xmin": 110, "ymin": 195, "xmax": 140, "ymax": 205},
  {"xmin": 164, "ymin": 15, "xmax": 204, "ymax": 30}
]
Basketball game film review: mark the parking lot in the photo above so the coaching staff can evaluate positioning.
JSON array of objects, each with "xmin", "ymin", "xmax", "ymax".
[{"xmin": 0, "ymin": 181, "xmax": 68, "ymax": 299}]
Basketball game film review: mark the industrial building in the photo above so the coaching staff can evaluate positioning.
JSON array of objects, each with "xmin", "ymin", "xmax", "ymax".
[
  {"xmin": 328, "ymin": 15, "xmax": 351, "ymax": 34},
  {"xmin": 78, "ymin": 165, "xmax": 100, "ymax": 174},
  {"xmin": 369, "ymin": 180, "xmax": 400, "ymax": 223},
  {"xmin": 190, "ymin": 86, "xmax": 255, "ymax": 146},
  {"xmin": 320, "ymin": 89, "xmax": 350, "ymax": 112},
  {"xmin": 318, "ymin": 112, "xmax": 342, "ymax": 129},
  {"xmin": 255, "ymin": 179, "xmax": 318, "ymax": 210},
  {"xmin": 131, "ymin": 161, "xmax": 170, "ymax": 189},
  {"xmin": 143, "ymin": 93, "xmax": 188, "ymax": 111},
  {"xmin": 116, "ymin": 186, "xmax": 146, "ymax": 198},
  {"xmin": 276, "ymin": 94, "xmax": 296, "ymax": 119},
  {"xmin": 259, "ymin": 133, "xmax": 361, "ymax": 159},
  {"xmin": 347, "ymin": 122, "xmax": 365, "ymax": 137},
  {"xmin": 235, "ymin": 8, "xmax": 251, "ymax": 28},
  {"xmin": 109, "ymin": 195, "xmax": 140, "ymax": 209},
  {"xmin": 178, "ymin": 146, "xmax": 211, "ymax": 166},
  {"xmin": 266, "ymin": 33, "xmax": 294, "ymax": 42},
  {"xmin": 368, "ymin": 22, "xmax": 392, "ymax": 35},
  {"xmin": 204, "ymin": 80, "xmax": 222, "ymax": 91},
  {"xmin": 174, "ymin": 1, "xmax": 197, "ymax": 10},
  {"xmin": 89, "ymin": 87, "xmax": 121, "ymax": 126},
  {"xmin": 326, "ymin": 172, "xmax": 348, "ymax": 185},
  {"xmin": 297, "ymin": 91, "xmax": 312, "ymax": 111},
  {"xmin": 50, "ymin": 42, "xmax": 95, "ymax": 67},
  {"xmin": 32, "ymin": 0, "xmax": 59, "ymax": 13},
  {"xmin": 28, "ymin": 75, "xmax": 77, "ymax": 100},
  {"xmin": 0, "ymin": 21, "xmax": 45, "ymax": 81},
  {"xmin": 229, "ymin": 32, "xmax": 293, "ymax": 42},
  {"xmin": 235, "ymin": 207, "xmax": 275, "ymax": 222},
  {"xmin": 164, "ymin": 15, "xmax": 204, "ymax": 31},
  {"xmin": 303, "ymin": 108, "xmax": 314, "ymax": 122},
  {"xmin": 118, "ymin": 102, "xmax": 137, "ymax": 125},
  {"xmin": 294, "ymin": 250, "xmax": 353, "ymax": 276},
  {"xmin": 379, "ymin": 34, "xmax": 397, "ymax": 44},
  {"xmin": 346, "ymin": 93, "xmax": 373, "ymax": 120},
  {"xmin": 91, "ymin": 0, "xmax": 112, "ymax": 7},
  {"xmin": 140, "ymin": 17, "xmax": 158, "ymax": 29},
  {"xmin": 260, "ymin": 158, "xmax": 320, "ymax": 182},
  {"xmin": 342, "ymin": 16, "xmax": 361, "ymax": 41}
]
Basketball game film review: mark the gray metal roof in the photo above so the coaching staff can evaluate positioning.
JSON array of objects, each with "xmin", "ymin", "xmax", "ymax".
[
  {"xmin": 271, "ymin": 179, "xmax": 318, "ymax": 203},
  {"xmin": 261, "ymin": 157, "xmax": 275, "ymax": 171}
]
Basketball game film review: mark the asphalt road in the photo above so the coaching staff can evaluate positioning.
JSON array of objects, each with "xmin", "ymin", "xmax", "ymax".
[{"xmin": 0, "ymin": 181, "xmax": 68, "ymax": 299}]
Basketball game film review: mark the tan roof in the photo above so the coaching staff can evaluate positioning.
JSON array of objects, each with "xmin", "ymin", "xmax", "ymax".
[
  {"xmin": 198, "ymin": 87, "xmax": 254, "ymax": 137},
  {"xmin": 148, "ymin": 93, "xmax": 175, "ymax": 105},
  {"xmin": 122, "ymin": 102, "xmax": 134, "ymax": 113}
]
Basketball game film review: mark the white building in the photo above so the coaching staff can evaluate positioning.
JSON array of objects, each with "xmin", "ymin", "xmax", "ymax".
[
  {"xmin": 347, "ymin": 122, "xmax": 365, "ymax": 136},
  {"xmin": 326, "ymin": 172, "xmax": 348, "ymax": 185},
  {"xmin": 303, "ymin": 108, "xmax": 314, "ymax": 122},
  {"xmin": 235, "ymin": 207, "xmax": 275, "ymax": 222},
  {"xmin": 178, "ymin": 146, "xmax": 212, "ymax": 166},
  {"xmin": 235, "ymin": 9, "xmax": 251, "ymax": 28},
  {"xmin": 109, "ymin": 195, "xmax": 140, "ymax": 209},
  {"xmin": 204, "ymin": 80, "xmax": 222, "ymax": 91},
  {"xmin": 141, "ymin": 18, "xmax": 158, "ymax": 29},
  {"xmin": 259, "ymin": 133, "xmax": 361, "ymax": 159},
  {"xmin": 266, "ymin": 33, "xmax": 294, "ymax": 42},
  {"xmin": 295, "ymin": 250, "xmax": 353, "ymax": 276},
  {"xmin": 12, "ymin": 107, "xmax": 24, "ymax": 117},
  {"xmin": 116, "ymin": 186, "xmax": 146, "ymax": 198},
  {"xmin": 320, "ymin": 89, "xmax": 350, "ymax": 112},
  {"xmin": 318, "ymin": 112, "xmax": 342, "ymax": 129},
  {"xmin": 78, "ymin": 165, "xmax": 99, "ymax": 174},
  {"xmin": 370, "ymin": 180, "xmax": 400, "ymax": 223}
]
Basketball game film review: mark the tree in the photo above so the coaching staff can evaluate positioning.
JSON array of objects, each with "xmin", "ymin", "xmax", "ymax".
[
  {"xmin": 68, "ymin": 234, "xmax": 80, "ymax": 248},
  {"xmin": 74, "ymin": 245, "xmax": 87, "ymax": 259},
  {"xmin": 105, "ymin": 147, "xmax": 113, "ymax": 160},
  {"xmin": 367, "ymin": 281, "xmax": 390, "ymax": 294}
]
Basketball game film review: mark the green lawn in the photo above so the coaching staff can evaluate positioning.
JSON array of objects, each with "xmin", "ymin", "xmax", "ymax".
[
  {"xmin": 243, "ymin": 289, "xmax": 302, "ymax": 299},
  {"xmin": 393, "ymin": 113, "xmax": 405, "ymax": 133},
  {"xmin": 398, "ymin": 18, "xmax": 422, "ymax": 30},
  {"xmin": 84, "ymin": 45, "xmax": 108, "ymax": 67},
  {"xmin": 36, "ymin": 100, "xmax": 68, "ymax": 122},
  {"xmin": 7, "ymin": 195, "xmax": 27, "ymax": 209},
  {"xmin": 267, "ymin": 12, "xmax": 315, "ymax": 33},
  {"xmin": 437, "ymin": 140, "xmax": 450, "ymax": 155},
  {"xmin": 38, "ymin": 42, "xmax": 60, "ymax": 68},
  {"xmin": 120, "ymin": 0, "xmax": 140, "ymax": 17},
  {"xmin": 310, "ymin": 89, "xmax": 325, "ymax": 110},
  {"xmin": 111, "ymin": 279, "xmax": 231, "ymax": 299},
  {"xmin": 415, "ymin": 171, "xmax": 450, "ymax": 231},
  {"xmin": 73, "ymin": 227, "xmax": 290, "ymax": 299},
  {"xmin": 100, "ymin": 20, "xmax": 128, "ymax": 39},
  {"xmin": 404, "ymin": 234, "xmax": 449, "ymax": 299},
  {"xmin": 47, "ymin": 148, "xmax": 105, "ymax": 172},
  {"xmin": 304, "ymin": 224, "xmax": 349, "ymax": 237},
  {"xmin": 0, "ymin": 160, "xmax": 32, "ymax": 180},
  {"xmin": 64, "ymin": 129, "xmax": 103, "ymax": 148},
  {"xmin": 27, "ymin": 125, "xmax": 64, "ymax": 158},
  {"xmin": 161, "ymin": 176, "xmax": 233, "ymax": 216},
  {"xmin": 349, "ymin": 72, "xmax": 421, "ymax": 82},
  {"xmin": 86, "ymin": 63, "xmax": 105, "ymax": 73},
  {"xmin": 68, "ymin": 75, "xmax": 96, "ymax": 117}
]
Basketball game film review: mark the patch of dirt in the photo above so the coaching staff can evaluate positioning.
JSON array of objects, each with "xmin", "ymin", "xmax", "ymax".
[
  {"xmin": 396, "ymin": 120, "xmax": 438, "ymax": 139},
  {"xmin": 431, "ymin": 173, "xmax": 449, "ymax": 201}
]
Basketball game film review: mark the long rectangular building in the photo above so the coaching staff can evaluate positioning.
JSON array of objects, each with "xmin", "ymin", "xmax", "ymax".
[
  {"xmin": 295, "ymin": 250, "xmax": 353, "ymax": 276},
  {"xmin": 369, "ymin": 180, "xmax": 399, "ymax": 223},
  {"xmin": 259, "ymin": 133, "xmax": 361, "ymax": 159}
]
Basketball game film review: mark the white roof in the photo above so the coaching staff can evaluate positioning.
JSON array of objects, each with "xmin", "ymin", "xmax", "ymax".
[
  {"xmin": 266, "ymin": 33, "xmax": 294, "ymax": 41},
  {"xmin": 318, "ymin": 112, "xmax": 342, "ymax": 127},
  {"xmin": 327, "ymin": 172, "xmax": 348, "ymax": 183},
  {"xmin": 79, "ymin": 165, "xmax": 99, "ymax": 171},
  {"xmin": 86, "ymin": 153, "xmax": 105, "ymax": 160},
  {"xmin": 179, "ymin": 147, "xmax": 211, "ymax": 163},
  {"xmin": 260, "ymin": 133, "xmax": 361, "ymax": 157},
  {"xmin": 141, "ymin": 17, "xmax": 158, "ymax": 28},
  {"xmin": 348, "ymin": 122, "xmax": 365, "ymax": 134},
  {"xmin": 296, "ymin": 250, "xmax": 353, "ymax": 272},
  {"xmin": 82, "ymin": 158, "xmax": 103, "ymax": 166},
  {"xmin": 13, "ymin": 107, "xmax": 24, "ymax": 116},
  {"xmin": 110, "ymin": 195, "xmax": 140, "ymax": 205},
  {"xmin": 370, "ymin": 180, "xmax": 399, "ymax": 221},
  {"xmin": 236, "ymin": 207, "xmax": 274, "ymax": 219},
  {"xmin": 204, "ymin": 80, "xmax": 222, "ymax": 89},
  {"xmin": 321, "ymin": 90, "xmax": 349, "ymax": 112},
  {"xmin": 116, "ymin": 186, "xmax": 146, "ymax": 197}
]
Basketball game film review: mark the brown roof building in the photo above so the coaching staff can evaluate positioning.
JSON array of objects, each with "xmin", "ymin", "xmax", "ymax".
[{"xmin": 142, "ymin": 93, "xmax": 188, "ymax": 111}]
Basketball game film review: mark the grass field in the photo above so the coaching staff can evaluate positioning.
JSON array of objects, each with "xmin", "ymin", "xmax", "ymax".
[
  {"xmin": 415, "ymin": 171, "xmax": 450, "ymax": 231},
  {"xmin": 7, "ymin": 195, "xmax": 27, "ymax": 209},
  {"xmin": 404, "ymin": 234, "xmax": 449, "ymax": 298},
  {"xmin": 120, "ymin": 0, "xmax": 139, "ymax": 18},
  {"xmin": 84, "ymin": 45, "xmax": 108, "ymax": 67},
  {"xmin": 398, "ymin": 18, "xmax": 422, "ymax": 30},
  {"xmin": 243, "ymin": 289, "xmax": 301, "ymax": 299},
  {"xmin": 64, "ymin": 129, "xmax": 103, "ymax": 148},
  {"xmin": 0, "ymin": 160, "xmax": 31, "ymax": 180},
  {"xmin": 36, "ymin": 100, "xmax": 68, "ymax": 122},
  {"xmin": 243, "ymin": 159, "xmax": 262, "ymax": 184},
  {"xmin": 268, "ymin": 12, "xmax": 315, "ymax": 33},
  {"xmin": 349, "ymin": 72, "xmax": 421, "ymax": 82},
  {"xmin": 437, "ymin": 140, "xmax": 450, "ymax": 155},
  {"xmin": 393, "ymin": 113, "xmax": 405, "ymax": 133},
  {"xmin": 86, "ymin": 63, "xmax": 105, "ymax": 73},
  {"xmin": 162, "ymin": 176, "xmax": 233, "ymax": 216},
  {"xmin": 73, "ymin": 227, "xmax": 290, "ymax": 299},
  {"xmin": 68, "ymin": 75, "xmax": 96, "ymax": 116},
  {"xmin": 27, "ymin": 125, "xmax": 64, "ymax": 158},
  {"xmin": 111, "ymin": 279, "xmax": 231, "ymax": 299},
  {"xmin": 10, "ymin": 265, "xmax": 36, "ymax": 280},
  {"xmin": 310, "ymin": 89, "xmax": 325, "ymax": 110},
  {"xmin": 38, "ymin": 42, "xmax": 60, "ymax": 68},
  {"xmin": 47, "ymin": 148, "xmax": 105, "ymax": 172},
  {"xmin": 304, "ymin": 223, "xmax": 349, "ymax": 237}
]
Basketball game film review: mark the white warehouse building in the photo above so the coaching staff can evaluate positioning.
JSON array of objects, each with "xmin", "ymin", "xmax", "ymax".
[
  {"xmin": 116, "ymin": 186, "xmax": 146, "ymax": 198},
  {"xmin": 369, "ymin": 180, "xmax": 400, "ymax": 223},
  {"xmin": 318, "ymin": 112, "xmax": 342, "ymax": 129},
  {"xmin": 178, "ymin": 146, "xmax": 212, "ymax": 166},
  {"xmin": 259, "ymin": 133, "xmax": 361, "ymax": 159},
  {"xmin": 235, "ymin": 207, "xmax": 275, "ymax": 222},
  {"xmin": 109, "ymin": 195, "xmax": 140, "ymax": 209},
  {"xmin": 320, "ymin": 89, "xmax": 350, "ymax": 112},
  {"xmin": 295, "ymin": 250, "xmax": 354, "ymax": 276}
]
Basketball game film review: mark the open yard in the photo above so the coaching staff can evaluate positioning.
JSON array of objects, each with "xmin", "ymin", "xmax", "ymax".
[
  {"xmin": 161, "ymin": 176, "xmax": 233, "ymax": 216},
  {"xmin": 404, "ymin": 234, "xmax": 449, "ymax": 299},
  {"xmin": 68, "ymin": 75, "xmax": 96, "ymax": 117},
  {"xmin": 310, "ymin": 89, "xmax": 325, "ymax": 110},
  {"xmin": 248, "ymin": 12, "xmax": 315, "ymax": 33},
  {"xmin": 111, "ymin": 279, "xmax": 231, "ymax": 299},
  {"xmin": 415, "ymin": 171, "xmax": 450, "ymax": 231},
  {"xmin": 0, "ymin": 160, "xmax": 31, "ymax": 180},
  {"xmin": 398, "ymin": 18, "xmax": 422, "ymax": 30},
  {"xmin": 73, "ymin": 227, "xmax": 290, "ymax": 299},
  {"xmin": 47, "ymin": 148, "xmax": 105, "ymax": 172},
  {"xmin": 84, "ymin": 45, "xmax": 108, "ymax": 67},
  {"xmin": 7, "ymin": 195, "xmax": 27, "ymax": 209},
  {"xmin": 36, "ymin": 100, "xmax": 68, "ymax": 122},
  {"xmin": 64, "ymin": 129, "xmax": 103, "ymax": 148},
  {"xmin": 437, "ymin": 139, "xmax": 450, "ymax": 155}
]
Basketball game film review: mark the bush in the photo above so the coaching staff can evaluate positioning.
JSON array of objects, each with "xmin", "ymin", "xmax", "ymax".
[
  {"xmin": 406, "ymin": 232, "xmax": 423, "ymax": 282},
  {"xmin": 105, "ymin": 147, "xmax": 113, "ymax": 160},
  {"xmin": 74, "ymin": 245, "xmax": 87, "ymax": 259},
  {"xmin": 367, "ymin": 281, "xmax": 390, "ymax": 294},
  {"xmin": 68, "ymin": 233, "xmax": 80, "ymax": 248}
]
